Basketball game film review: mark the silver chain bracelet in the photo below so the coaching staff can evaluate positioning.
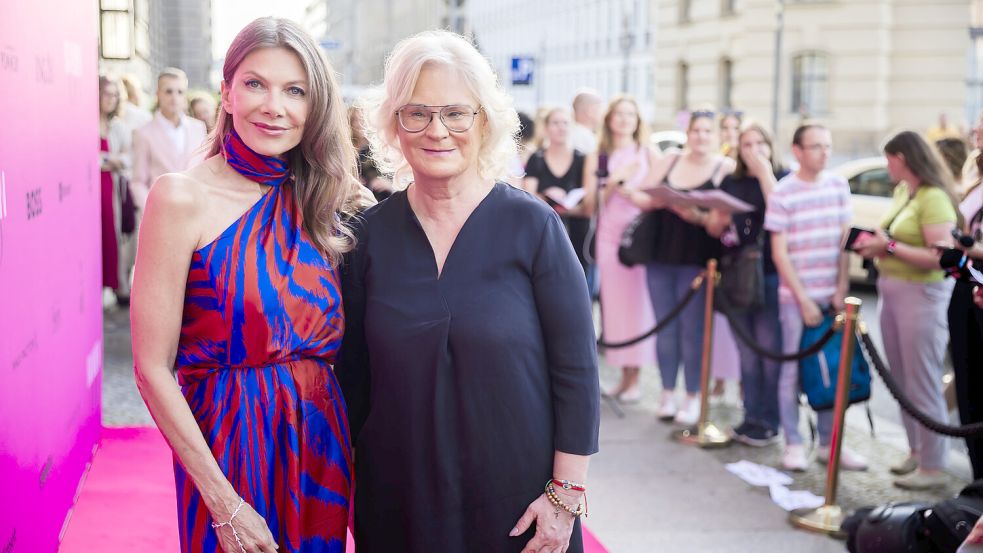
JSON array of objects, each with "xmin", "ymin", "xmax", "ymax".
[{"xmin": 210, "ymin": 497, "xmax": 248, "ymax": 553}]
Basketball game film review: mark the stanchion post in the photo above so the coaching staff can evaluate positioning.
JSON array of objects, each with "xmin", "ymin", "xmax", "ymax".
[
  {"xmin": 789, "ymin": 296, "xmax": 862, "ymax": 537},
  {"xmin": 672, "ymin": 259, "xmax": 732, "ymax": 448}
]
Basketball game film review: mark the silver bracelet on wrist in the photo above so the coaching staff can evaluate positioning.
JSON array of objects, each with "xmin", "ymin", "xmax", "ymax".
[{"xmin": 211, "ymin": 497, "xmax": 248, "ymax": 553}]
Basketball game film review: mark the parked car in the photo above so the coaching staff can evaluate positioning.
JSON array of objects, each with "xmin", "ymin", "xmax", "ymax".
[
  {"xmin": 649, "ymin": 130, "xmax": 686, "ymax": 153},
  {"xmin": 829, "ymin": 156, "xmax": 894, "ymax": 282}
]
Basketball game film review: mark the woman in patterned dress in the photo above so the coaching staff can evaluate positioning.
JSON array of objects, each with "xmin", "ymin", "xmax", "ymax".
[{"xmin": 131, "ymin": 18, "xmax": 369, "ymax": 553}]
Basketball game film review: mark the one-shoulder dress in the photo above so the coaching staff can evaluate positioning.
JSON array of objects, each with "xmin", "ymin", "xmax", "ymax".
[{"xmin": 173, "ymin": 180, "xmax": 351, "ymax": 553}]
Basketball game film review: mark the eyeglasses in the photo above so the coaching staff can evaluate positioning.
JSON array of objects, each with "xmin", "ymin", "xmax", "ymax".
[
  {"xmin": 800, "ymin": 143, "xmax": 832, "ymax": 152},
  {"xmin": 691, "ymin": 109, "xmax": 715, "ymax": 118},
  {"xmin": 396, "ymin": 104, "xmax": 481, "ymax": 133}
]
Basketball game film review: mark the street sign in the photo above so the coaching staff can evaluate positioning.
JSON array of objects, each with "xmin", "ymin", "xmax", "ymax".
[
  {"xmin": 511, "ymin": 56, "xmax": 534, "ymax": 86},
  {"xmin": 320, "ymin": 38, "xmax": 342, "ymax": 50}
]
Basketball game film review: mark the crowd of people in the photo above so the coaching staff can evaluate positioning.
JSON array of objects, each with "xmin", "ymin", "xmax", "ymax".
[
  {"xmin": 508, "ymin": 96, "xmax": 983, "ymax": 495},
  {"xmin": 95, "ymin": 18, "xmax": 983, "ymax": 552}
]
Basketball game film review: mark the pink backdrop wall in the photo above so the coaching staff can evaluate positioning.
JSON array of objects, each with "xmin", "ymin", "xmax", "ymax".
[{"xmin": 0, "ymin": 2, "xmax": 102, "ymax": 552}]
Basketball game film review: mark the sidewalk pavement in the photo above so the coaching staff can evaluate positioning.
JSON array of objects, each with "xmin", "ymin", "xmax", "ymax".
[
  {"xmin": 103, "ymin": 304, "xmax": 971, "ymax": 552},
  {"xmin": 589, "ymin": 358, "xmax": 969, "ymax": 552}
]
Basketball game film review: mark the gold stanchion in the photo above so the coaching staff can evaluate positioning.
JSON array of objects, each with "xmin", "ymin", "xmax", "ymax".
[
  {"xmin": 789, "ymin": 296, "xmax": 862, "ymax": 537},
  {"xmin": 672, "ymin": 259, "xmax": 732, "ymax": 448}
]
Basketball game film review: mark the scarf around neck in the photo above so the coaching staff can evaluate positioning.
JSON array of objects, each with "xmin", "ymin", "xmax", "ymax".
[{"xmin": 222, "ymin": 128, "xmax": 290, "ymax": 186}]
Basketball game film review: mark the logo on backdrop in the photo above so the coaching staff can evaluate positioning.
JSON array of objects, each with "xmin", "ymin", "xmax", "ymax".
[
  {"xmin": 10, "ymin": 335, "xmax": 38, "ymax": 372},
  {"xmin": 3, "ymin": 528, "xmax": 16, "ymax": 553},
  {"xmin": 25, "ymin": 187, "xmax": 41, "ymax": 220},
  {"xmin": 34, "ymin": 52, "xmax": 53, "ymax": 84},
  {"xmin": 0, "ymin": 45, "xmax": 17, "ymax": 73},
  {"xmin": 0, "ymin": 171, "xmax": 6, "ymax": 267},
  {"xmin": 58, "ymin": 181, "xmax": 70, "ymax": 202},
  {"xmin": 38, "ymin": 456, "xmax": 54, "ymax": 489}
]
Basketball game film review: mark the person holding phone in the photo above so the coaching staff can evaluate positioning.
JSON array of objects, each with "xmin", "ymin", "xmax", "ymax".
[{"xmin": 854, "ymin": 130, "xmax": 959, "ymax": 490}]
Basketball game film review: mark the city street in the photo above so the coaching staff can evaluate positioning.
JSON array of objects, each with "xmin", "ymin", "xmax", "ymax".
[{"xmin": 101, "ymin": 285, "xmax": 973, "ymax": 551}]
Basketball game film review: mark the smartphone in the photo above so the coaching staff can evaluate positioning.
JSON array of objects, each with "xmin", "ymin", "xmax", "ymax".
[{"xmin": 843, "ymin": 226, "xmax": 874, "ymax": 251}]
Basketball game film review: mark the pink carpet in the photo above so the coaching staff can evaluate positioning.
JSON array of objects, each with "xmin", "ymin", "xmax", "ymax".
[{"xmin": 60, "ymin": 427, "xmax": 607, "ymax": 552}]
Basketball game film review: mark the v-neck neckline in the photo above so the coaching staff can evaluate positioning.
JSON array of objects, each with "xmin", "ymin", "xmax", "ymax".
[
  {"xmin": 543, "ymin": 149, "xmax": 575, "ymax": 182},
  {"xmin": 405, "ymin": 182, "xmax": 499, "ymax": 281}
]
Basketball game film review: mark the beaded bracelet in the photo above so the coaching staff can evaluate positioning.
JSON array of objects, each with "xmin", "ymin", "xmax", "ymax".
[
  {"xmin": 211, "ymin": 497, "xmax": 248, "ymax": 553},
  {"xmin": 551, "ymin": 478, "xmax": 587, "ymax": 493},
  {"xmin": 544, "ymin": 481, "xmax": 586, "ymax": 518}
]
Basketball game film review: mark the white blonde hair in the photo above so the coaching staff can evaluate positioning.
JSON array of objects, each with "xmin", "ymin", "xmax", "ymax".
[{"xmin": 363, "ymin": 30, "xmax": 519, "ymax": 181}]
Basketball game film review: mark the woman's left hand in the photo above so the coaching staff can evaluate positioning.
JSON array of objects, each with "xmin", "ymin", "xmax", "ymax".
[
  {"xmin": 854, "ymin": 228, "xmax": 890, "ymax": 259},
  {"xmin": 511, "ymin": 493, "xmax": 579, "ymax": 553}
]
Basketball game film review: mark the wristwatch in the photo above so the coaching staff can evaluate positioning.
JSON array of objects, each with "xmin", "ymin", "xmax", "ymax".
[{"xmin": 885, "ymin": 240, "xmax": 898, "ymax": 256}]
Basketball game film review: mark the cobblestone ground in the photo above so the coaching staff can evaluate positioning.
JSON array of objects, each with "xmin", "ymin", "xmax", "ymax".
[
  {"xmin": 596, "ymin": 355, "xmax": 969, "ymax": 519},
  {"xmin": 102, "ymin": 304, "xmax": 153, "ymax": 427}
]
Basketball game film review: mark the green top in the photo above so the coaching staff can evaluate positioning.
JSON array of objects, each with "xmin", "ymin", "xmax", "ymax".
[{"xmin": 877, "ymin": 182, "xmax": 956, "ymax": 282}]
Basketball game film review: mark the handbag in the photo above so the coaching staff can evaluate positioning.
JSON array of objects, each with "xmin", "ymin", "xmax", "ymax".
[
  {"xmin": 798, "ymin": 311, "xmax": 871, "ymax": 411},
  {"xmin": 717, "ymin": 238, "xmax": 765, "ymax": 312},
  {"xmin": 119, "ymin": 176, "xmax": 136, "ymax": 235},
  {"xmin": 618, "ymin": 211, "xmax": 660, "ymax": 267}
]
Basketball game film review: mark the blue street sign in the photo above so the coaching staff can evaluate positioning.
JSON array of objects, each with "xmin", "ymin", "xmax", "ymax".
[
  {"xmin": 511, "ymin": 56, "xmax": 534, "ymax": 86},
  {"xmin": 320, "ymin": 38, "xmax": 342, "ymax": 50}
]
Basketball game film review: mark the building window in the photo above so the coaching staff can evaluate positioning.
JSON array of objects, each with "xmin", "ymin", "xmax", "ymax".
[
  {"xmin": 99, "ymin": 0, "xmax": 132, "ymax": 60},
  {"xmin": 791, "ymin": 51, "xmax": 829, "ymax": 115},
  {"xmin": 677, "ymin": 61, "xmax": 689, "ymax": 112},
  {"xmin": 719, "ymin": 58, "xmax": 733, "ymax": 110},
  {"xmin": 680, "ymin": 0, "xmax": 692, "ymax": 23}
]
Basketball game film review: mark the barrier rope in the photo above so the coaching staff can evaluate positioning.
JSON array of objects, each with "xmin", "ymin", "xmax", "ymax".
[
  {"xmin": 715, "ymin": 295, "xmax": 841, "ymax": 362},
  {"xmin": 856, "ymin": 324, "xmax": 983, "ymax": 438},
  {"xmin": 597, "ymin": 271, "xmax": 706, "ymax": 349}
]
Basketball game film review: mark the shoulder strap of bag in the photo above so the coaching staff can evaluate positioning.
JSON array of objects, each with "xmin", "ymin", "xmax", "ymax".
[{"xmin": 883, "ymin": 194, "xmax": 914, "ymax": 234}]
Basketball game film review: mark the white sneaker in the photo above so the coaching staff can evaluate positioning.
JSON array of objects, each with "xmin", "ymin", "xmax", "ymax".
[
  {"xmin": 673, "ymin": 395, "xmax": 700, "ymax": 426},
  {"xmin": 656, "ymin": 390, "xmax": 677, "ymax": 421},
  {"xmin": 782, "ymin": 444, "xmax": 809, "ymax": 472},
  {"xmin": 817, "ymin": 445, "xmax": 868, "ymax": 471},
  {"xmin": 619, "ymin": 384, "xmax": 642, "ymax": 404}
]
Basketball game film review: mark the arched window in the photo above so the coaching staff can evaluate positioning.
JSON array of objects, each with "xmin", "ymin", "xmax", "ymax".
[{"xmin": 791, "ymin": 51, "xmax": 829, "ymax": 115}]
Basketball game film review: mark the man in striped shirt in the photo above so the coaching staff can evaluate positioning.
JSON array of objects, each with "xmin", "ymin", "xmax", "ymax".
[{"xmin": 764, "ymin": 123, "xmax": 868, "ymax": 472}]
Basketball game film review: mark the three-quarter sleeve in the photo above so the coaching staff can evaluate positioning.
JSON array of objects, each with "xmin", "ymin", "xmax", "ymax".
[
  {"xmin": 531, "ymin": 212, "xmax": 600, "ymax": 455},
  {"xmin": 336, "ymin": 219, "xmax": 371, "ymax": 444}
]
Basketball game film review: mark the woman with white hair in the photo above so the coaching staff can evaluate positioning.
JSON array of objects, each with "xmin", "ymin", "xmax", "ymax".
[{"xmin": 337, "ymin": 30, "xmax": 600, "ymax": 552}]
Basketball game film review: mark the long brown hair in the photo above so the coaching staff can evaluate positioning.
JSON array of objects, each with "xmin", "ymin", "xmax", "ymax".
[
  {"xmin": 732, "ymin": 121, "xmax": 782, "ymax": 179},
  {"xmin": 207, "ymin": 17, "xmax": 370, "ymax": 266},
  {"xmin": 883, "ymin": 130, "xmax": 961, "ymax": 225},
  {"xmin": 598, "ymin": 95, "xmax": 648, "ymax": 155}
]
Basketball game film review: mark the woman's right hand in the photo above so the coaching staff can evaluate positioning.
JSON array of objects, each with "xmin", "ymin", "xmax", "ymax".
[
  {"xmin": 213, "ymin": 501, "xmax": 279, "ymax": 553},
  {"xmin": 743, "ymin": 151, "xmax": 770, "ymax": 179}
]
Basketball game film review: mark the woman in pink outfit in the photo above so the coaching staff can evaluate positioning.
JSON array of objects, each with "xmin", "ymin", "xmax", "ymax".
[{"xmin": 583, "ymin": 95, "xmax": 660, "ymax": 402}]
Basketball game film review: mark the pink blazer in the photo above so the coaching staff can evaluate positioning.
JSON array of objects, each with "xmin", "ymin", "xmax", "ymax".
[{"xmin": 130, "ymin": 114, "xmax": 207, "ymax": 208}]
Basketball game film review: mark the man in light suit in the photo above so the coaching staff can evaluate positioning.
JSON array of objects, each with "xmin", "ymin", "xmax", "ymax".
[
  {"xmin": 130, "ymin": 67, "xmax": 207, "ymax": 208},
  {"xmin": 119, "ymin": 68, "xmax": 206, "ymax": 304}
]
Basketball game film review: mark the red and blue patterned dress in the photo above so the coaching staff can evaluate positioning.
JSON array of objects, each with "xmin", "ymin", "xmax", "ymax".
[{"xmin": 172, "ymin": 144, "xmax": 351, "ymax": 552}]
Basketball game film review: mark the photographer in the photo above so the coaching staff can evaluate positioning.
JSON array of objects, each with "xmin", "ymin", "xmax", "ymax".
[{"xmin": 945, "ymin": 144, "xmax": 983, "ymax": 480}]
